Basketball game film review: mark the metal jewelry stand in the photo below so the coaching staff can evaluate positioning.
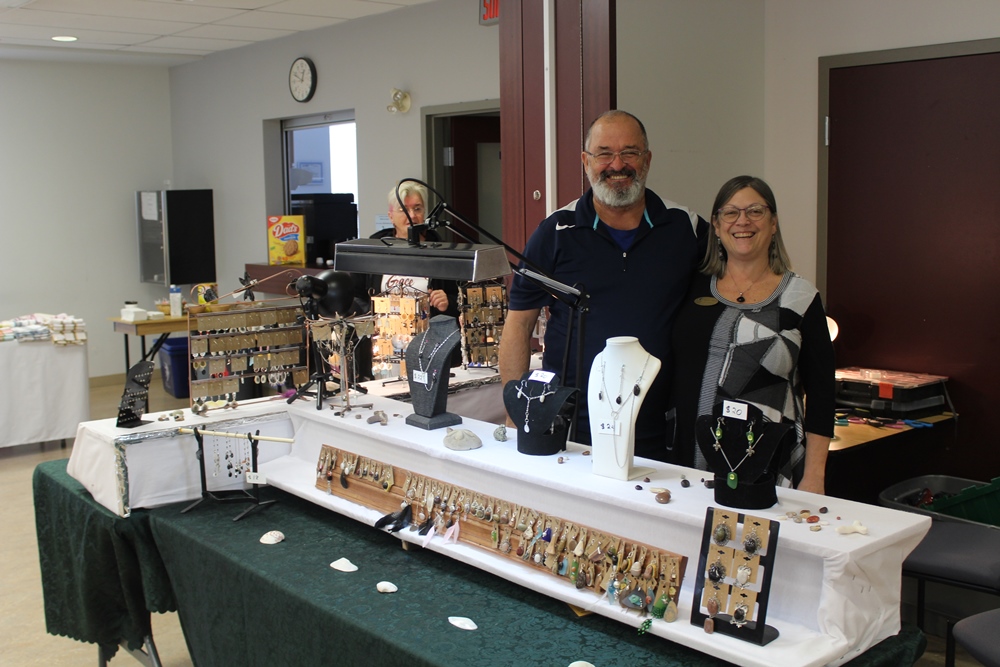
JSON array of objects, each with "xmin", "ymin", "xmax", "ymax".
[{"xmin": 180, "ymin": 427, "xmax": 293, "ymax": 521}]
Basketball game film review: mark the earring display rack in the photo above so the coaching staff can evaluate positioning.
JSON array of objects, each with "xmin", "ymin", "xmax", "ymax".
[
  {"xmin": 115, "ymin": 360, "xmax": 156, "ymax": 428},
  {"xmin": 459, "ymin": 281, "xmax": 506, "ymax": 369},
  {"xmin": 180, "ymin": 426, "xmax": 293, "ymax": 521},
  {"xmin": 314, "ymin": 443, "xmax": 687, "ymax": 622},
  {"xmin": 370, "ymin": 293, "xmax": 430, "ymax": 383},
  {"xmin": 186, "ymin": 304, "xmax": 308, "ymax": 407},
  {"xmin": 690, "ymin": 507, "xmax": 780, "ymax": 646}
]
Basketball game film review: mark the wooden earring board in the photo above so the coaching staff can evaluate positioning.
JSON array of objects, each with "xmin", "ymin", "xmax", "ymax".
[{"xmin": 690, "ymin": 506, "xmax": 780, "ymax": 646}]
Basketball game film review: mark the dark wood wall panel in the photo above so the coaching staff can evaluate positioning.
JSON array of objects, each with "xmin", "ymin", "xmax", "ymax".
[
  {"xmin": 500, "ymin": 0, "xmax": 615, "ymax": 248},
  {"xmin": 826, "ymin": 52, "xmax": 1000, "ymax": 478}
]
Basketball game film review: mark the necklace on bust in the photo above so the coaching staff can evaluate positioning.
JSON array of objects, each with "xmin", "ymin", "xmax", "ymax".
[
  {"xmin": 414, "ymin": 328, "xmax": 459, "ymax": 390},
  {"xmin": 710, "ymin": 417, "xmax": 764, "ymax": 489},
  {"xmin": 515, "ymin": 380, "xmax": 557, "ymax": 433},
  {"xmin": 728, "ymin": 266, "xmax": 771, "ymax": 303},
  {"xmin": 598, "ymin": 354, "xmax": 652, "ymax": 467}
]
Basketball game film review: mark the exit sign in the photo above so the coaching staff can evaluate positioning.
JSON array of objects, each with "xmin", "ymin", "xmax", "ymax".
[{"xmin": 479, "ymin": 0, "xmax": 499, "ymax": 25}]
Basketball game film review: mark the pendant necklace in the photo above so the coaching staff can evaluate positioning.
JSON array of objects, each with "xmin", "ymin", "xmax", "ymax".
[
  {"xmin": 710, "ymin": 418, "xmax": 763, "ymax": 489},
  {"xmin": 416, "ymin": 328, "xmax": 459, "ymax": 390},
  {"xmin": 516, "ymin": 380, "xmax": 556, "ymax": 433},
  {"xmin": 599, "ymin": 353, "xmax": 652, "ymax": 466},
  {"xmin": 729, "ymin": 266, "xmax": 770, "ymax": 303}
]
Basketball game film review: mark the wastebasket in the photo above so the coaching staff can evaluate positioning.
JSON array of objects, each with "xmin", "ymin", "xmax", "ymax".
[
  {"xmin": 159, "ymin": 336, "xmax": 190, "ymax": 398},
  {"xmin": 880, "ymin": 475, "xmax": 1000, "ymax": 528}
]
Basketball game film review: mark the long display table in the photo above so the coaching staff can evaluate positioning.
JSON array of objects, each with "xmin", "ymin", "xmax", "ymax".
[
  {"xmin": 65, "ymin": 396, "xmax": 930, "ymax": 666},
  {"xmin": 36, "ymin": 458, "xmax": 924, "ymax": 667}
]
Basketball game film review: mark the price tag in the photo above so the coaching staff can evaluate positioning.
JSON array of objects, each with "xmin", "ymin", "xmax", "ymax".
[
  {"xmin": 245, "ymin": 471, "xmax": 267, "ymax": 485},
  {"xmin": 722, "ymin": 400, "xmax": 748, "ymax": 421},
  {"xmin": 412, "ymin": 370, "xmax": 428, "ymax": 384},
  {"xmin": 528, "ymin": 369, "xmax": 556, "ymax": 383},
  {"xmin": 595, "ymin": 420, "xmax": 622, "ymax": 435}
]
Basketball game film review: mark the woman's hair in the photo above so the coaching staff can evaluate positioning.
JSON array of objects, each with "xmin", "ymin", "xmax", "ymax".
[
  {"xmin": 701, "ymin": 175, "xmax": 792, "ymax": 277},
  {"xmin": 387, "ymin": 181, "xmax": 428, "ymax": 211}
]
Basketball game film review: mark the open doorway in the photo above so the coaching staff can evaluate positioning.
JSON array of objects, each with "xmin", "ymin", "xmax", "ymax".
[{"xmin": 423, "ymin": 100, "xmax": 501, "ymax": 244}]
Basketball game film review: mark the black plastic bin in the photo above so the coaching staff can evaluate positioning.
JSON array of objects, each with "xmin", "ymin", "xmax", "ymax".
[
  {"xmin": 159, "ymin": 336, "xmax": 190, "ymax": 399},
  {"xmin": 880, "ymin": 475, "xmax": 1000, "ymax": 528}
]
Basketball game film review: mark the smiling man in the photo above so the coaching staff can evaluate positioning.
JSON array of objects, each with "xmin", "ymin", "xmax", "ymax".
[{"xmin": 499, "ymin": 110, "xmax": 709, "ymax": 459}]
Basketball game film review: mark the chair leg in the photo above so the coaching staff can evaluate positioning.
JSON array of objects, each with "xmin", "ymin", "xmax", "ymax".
[{"xmin": 945, "ymin": 619, "xmax": 956, "ymax": 667}]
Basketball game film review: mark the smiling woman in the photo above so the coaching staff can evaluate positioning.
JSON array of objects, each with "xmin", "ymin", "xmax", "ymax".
[{"xmin": 666, "ymin": 175, "xmax": 836, "ymax": 495}]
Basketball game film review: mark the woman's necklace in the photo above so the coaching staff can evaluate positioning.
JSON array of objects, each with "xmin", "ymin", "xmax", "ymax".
[
  {"xmin": 414, "ymin": 328, "xmax": 458, "ymax": 390},
  {"xmin": 515, "ymin": 381, "xmax": 556, "ymax": 433},
  {"xmin": 728, "ymin": 266, "xmax": 771, "ymax": 303},
  {"xmin": 710, "ymin": 418, "xmax": 763, "ymax": 489}
]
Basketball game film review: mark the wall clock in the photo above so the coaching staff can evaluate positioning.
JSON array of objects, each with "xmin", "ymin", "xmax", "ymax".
[{"xmin": 289, "ymin": 57, "xmax": 316, "ymax": 103}]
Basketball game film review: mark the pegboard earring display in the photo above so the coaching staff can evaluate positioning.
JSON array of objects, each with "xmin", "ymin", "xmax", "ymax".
[
  {"xmin": 459, "ymin": 281, "xmax": 507, "ymax": 369},
  {"xmin": 691, "ymin": 507, "xmax": 780, "ymax": 646}
]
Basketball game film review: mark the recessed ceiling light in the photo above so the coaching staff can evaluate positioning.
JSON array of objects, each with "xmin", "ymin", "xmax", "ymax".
[{"xmin": 52, "ymin": 36, "xmax": 78, "ymax": 43}]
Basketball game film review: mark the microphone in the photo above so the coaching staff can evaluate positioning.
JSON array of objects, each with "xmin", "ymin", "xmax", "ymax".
[{"xmin": 424, "ymin": 200, "xmax": 445, "ymax": 230}]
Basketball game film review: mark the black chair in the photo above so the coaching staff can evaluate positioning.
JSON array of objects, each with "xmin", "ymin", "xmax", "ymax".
[
  {"xmin": 953, "ymin": 607, "xmax": 1000, "ymax": 667},
  {"xmin": 901, "ymin": 520, "xmax": 1000, "ymax": 667}
]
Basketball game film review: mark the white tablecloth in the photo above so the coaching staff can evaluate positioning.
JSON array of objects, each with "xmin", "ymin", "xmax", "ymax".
[
  {"xmin": 67, "ymin": 394, "xmax": 929, "ymax": 667},
  {"xmin": 0, "ymin": 342, "xmax": 89, "ymax": 448}
]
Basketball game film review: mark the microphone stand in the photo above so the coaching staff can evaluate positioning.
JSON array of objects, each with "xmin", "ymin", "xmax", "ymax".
[{"xmin": 396, "ymin": 178, "xmax": 590, "ymax": 442}]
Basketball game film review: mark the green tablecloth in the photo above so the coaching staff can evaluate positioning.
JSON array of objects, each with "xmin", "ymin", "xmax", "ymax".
[
  {"xmin": 34, "ymin": 459, "xmax": 925, "ymax": 666},
  {"xmin": 149, "ymin": 488, "xmax": 926, "ymax": 667},
  {"xmin": 33, "ymin": 459, "xmax": 176, "ymax": 658}
]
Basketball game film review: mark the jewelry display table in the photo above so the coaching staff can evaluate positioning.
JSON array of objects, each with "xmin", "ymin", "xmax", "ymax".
[
  {"xmin": 34, "ymin": 458, "xmax": 925, "ymax": 667},
  {"xmin": 65, "ymin": 396, "xmax": 930, "ymax": 666},
  {"xmin": 0, "ymin": 341, "xmax": 89, "ymax": 448}
]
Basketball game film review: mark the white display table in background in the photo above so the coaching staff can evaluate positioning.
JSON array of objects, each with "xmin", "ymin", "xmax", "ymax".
[{"xmin": 0, "ymin": 342, "xmax": 89, "ymax": 448}]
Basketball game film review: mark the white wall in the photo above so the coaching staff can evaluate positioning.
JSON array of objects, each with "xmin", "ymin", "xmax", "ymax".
[
  {"xmin": 168, "ymin": 0, "xmax": 499, "ymax": 314},
  {"xmin": 764, "ymin": 0, "xmax": 1000, "ymax": 283},
  {"xmin": 0, "ymin": 60, "xmax": 172, "ymax": 377},
  {"xmin": 618, "ymin": 0, "xmax": 766, "ymax": 222}
]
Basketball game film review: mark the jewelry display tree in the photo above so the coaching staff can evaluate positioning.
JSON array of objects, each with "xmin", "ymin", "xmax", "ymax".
[
  {"xmin": 459, "ymin": 281, "xmax": 506, "ymax": 370},
  {"xmin": 404, "ymin": 315, "xmax": 462, "ymax": 429},
  {"xmin": 503, "ymin": 371, "xmax": 577, "ymax": 455},
  {"xmin": 696, "ymin": 404, "xmax": 794, "ymax": 510},
  {"xmin": 690, "ymin": 507, "xmax": 780, "ymax": 645},
  {"xmin": 587, "ymin": 337, "xmax": 660, "ymax": 480}
]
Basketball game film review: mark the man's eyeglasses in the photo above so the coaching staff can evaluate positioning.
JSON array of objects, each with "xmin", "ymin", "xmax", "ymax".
[
  {"xmin": 716, "ymin": 204, "xmax": 770, "ymax": 224},
  {"xmin": 584, "ymin": 149, "xmax": 647, "ymax": 166}
]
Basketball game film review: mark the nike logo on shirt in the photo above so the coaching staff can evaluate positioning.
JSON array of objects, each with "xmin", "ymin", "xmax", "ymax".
[{"xmin": 555, "ymin": 223, "xmax": 573, "ymax": 230}]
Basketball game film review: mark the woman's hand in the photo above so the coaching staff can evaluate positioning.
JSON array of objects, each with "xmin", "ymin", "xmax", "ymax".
[{"xmin": 428, "ymin": 289, "xmax": 449, "ymax": 312}]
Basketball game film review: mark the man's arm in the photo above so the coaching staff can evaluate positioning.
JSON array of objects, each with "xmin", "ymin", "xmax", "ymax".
[{"xmin": 498, "ymin": 307, "xmax": 541, "ymax": 424}]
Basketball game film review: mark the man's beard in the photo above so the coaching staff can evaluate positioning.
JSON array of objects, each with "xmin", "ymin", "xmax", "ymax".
[{"xmin": 589, "ymin": 164, "xmax": 647, "ymax": 209}]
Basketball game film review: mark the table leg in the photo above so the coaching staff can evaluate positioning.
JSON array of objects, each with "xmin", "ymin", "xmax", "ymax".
[{"xmin": 123, "ymin": 333, "xmax": 131, "ymax": 371}]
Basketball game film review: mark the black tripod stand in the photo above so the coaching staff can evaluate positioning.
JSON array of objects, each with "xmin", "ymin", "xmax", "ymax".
[{"xmin": 286, "ymin": 296, "xmax": 336, "ymax": 410}]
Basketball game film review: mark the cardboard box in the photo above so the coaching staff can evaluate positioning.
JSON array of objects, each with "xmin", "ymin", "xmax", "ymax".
[{"xmin": 267, "ymin": 215, "xmax": 306, "ymax": 266}]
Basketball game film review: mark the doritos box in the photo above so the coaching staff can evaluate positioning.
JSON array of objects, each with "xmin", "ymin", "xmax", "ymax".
[{"xmin": 267, "ymin": 215, "xmax": 306, "ymax": 266}]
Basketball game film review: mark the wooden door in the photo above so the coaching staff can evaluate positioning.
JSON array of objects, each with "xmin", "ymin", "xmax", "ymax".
[{"xmin": 824, "ymin": 46, "xmax": 1000, "ymax": 478}]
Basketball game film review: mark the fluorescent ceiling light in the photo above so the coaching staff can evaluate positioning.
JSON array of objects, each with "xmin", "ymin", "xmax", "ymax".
[{"xmin": 52, "ymin": 36, "xmax": 78, "ymax": 42}]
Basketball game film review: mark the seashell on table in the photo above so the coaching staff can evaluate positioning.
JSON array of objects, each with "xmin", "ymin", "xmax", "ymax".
[
  {"xmin": 376, "ymin": 581, "xmax": 398, "ymax": 593},
  {"xmin": 443, "ymin": 428, "xmax": 482, "ymax": 451},
  {"xmin": 259, "ymin": 530, "xmax": 285, "ymax": 544},
  {"xmin": 329, "ymin": 557, "xmax": 358, "ymax": 572}
]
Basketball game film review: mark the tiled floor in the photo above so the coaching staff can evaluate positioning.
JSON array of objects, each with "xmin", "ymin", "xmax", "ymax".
[{"xmin": 1, "ymin": 377, "xmax": 980, "ymax": 666}]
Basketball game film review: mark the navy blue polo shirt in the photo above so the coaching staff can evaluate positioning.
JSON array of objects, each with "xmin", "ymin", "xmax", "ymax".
[{"xmin": 509, "ymin": 188, "xmax": 708, "ymax": 452}]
